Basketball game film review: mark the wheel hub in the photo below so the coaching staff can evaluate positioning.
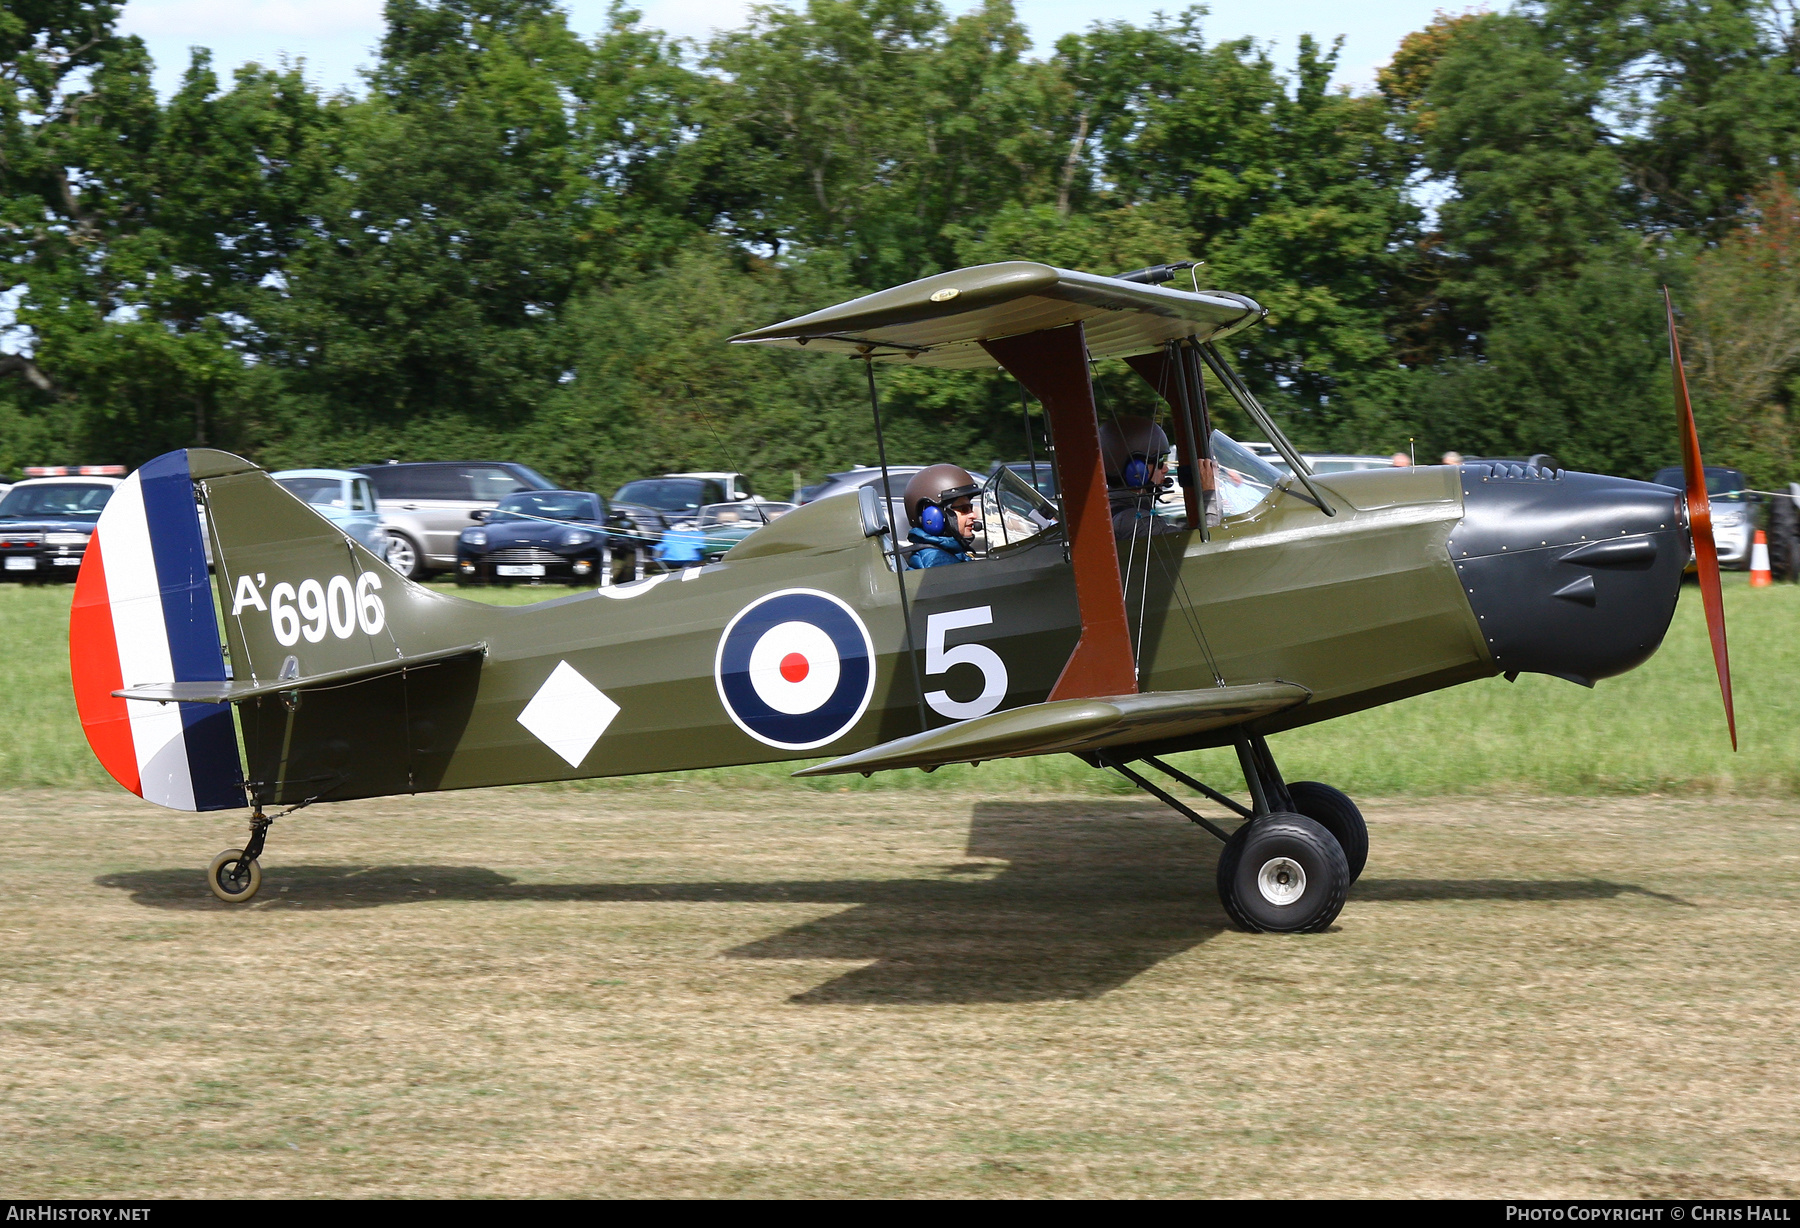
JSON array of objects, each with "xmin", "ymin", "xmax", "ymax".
[{"xmin": 1256, "ymin": 856, "xmax": 1306, "ymax": 906}]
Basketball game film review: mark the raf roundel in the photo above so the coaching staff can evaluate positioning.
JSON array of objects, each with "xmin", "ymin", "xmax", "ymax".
[{"xmin": 715, "ymin": 589, "xmax": 876, "ymax": 750}]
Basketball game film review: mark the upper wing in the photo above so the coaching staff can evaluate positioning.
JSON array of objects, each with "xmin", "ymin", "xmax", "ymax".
[{"xmin": 729, "ymin": 262, "xmax": 1264, "ymax": 370}]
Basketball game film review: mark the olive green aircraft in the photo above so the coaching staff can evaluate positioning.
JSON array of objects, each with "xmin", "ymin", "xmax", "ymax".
[{"xmin": 69, "ymin": 263, "xmax": 1735, "ymax": 932}]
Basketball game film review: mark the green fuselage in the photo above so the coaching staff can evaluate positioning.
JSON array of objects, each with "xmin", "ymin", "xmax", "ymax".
[{"xmin": 221, "ymin": 463, "xmax": 1489, "ymax": 805}]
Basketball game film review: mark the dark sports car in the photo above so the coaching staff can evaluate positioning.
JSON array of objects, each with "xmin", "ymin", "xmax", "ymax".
[
  {"xmin": 0, "ymin": 477, "xmax": 122, "ymax": 582},
  {"xmin": 455, "ymin": 490, "xmax": 640, "ymax": 586}
]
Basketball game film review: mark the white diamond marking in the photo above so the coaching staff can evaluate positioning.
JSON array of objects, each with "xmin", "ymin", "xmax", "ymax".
[{"xmin": 517, "ymin": 660, "xmax": 619, "ymax": 768}]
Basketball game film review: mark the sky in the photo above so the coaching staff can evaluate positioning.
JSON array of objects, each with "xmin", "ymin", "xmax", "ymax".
[{"xmin": 118, "ymin": 0, "xmax": 1459, "ymax": 98}]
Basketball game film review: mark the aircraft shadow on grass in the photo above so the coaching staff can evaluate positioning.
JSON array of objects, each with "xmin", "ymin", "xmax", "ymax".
[{"xmin": 95, "ymin": 801, "xmax": 1691, "ymax": 1006}]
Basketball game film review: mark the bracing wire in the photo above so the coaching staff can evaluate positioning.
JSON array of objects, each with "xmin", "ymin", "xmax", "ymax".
[
  {"xmin": 1088, "ymin": 356, "xmax": 1159, "ymax": 680},
  {"xmin": 865, "ymin": 358, "xmax": 930, "ymax": 728},
  {"xmin": 1142, "ymin": 346, "xmax": 1224, "ymax": 687}
]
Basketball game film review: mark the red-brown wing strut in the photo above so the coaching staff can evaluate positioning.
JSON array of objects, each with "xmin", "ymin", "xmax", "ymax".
[{"xmin": 981, "ymin": 324, "xmax": 1139, "ymax": 700}]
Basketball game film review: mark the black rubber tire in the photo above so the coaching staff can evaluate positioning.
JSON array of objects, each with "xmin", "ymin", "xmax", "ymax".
[
  {"xmin": 1767, "ymin": 495, "xmax": 1800, "ymax": 582},
  {"xmin": 1286, "ymin": 780, "xmax": 1368, "ymax": 883},
  {"xmin": 208, "ymin": 848, "xmax": 262, "ymax": 904},
  {"xmin": 385, "ymin": 532, "xmax": 428, "ymax": 582},
  {"xmin": 1216, "ymin": 813, "xmax": 1349, "ymax": 934}
]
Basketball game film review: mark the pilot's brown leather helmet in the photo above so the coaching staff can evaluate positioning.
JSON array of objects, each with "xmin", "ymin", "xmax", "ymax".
[
  {"xmin": 903, "ymin": 464, "xmax": 983, "ymax": 537},
  {"xmin": 1099, "ymin": 416, "xmax": 1171, "ymax": 488}
]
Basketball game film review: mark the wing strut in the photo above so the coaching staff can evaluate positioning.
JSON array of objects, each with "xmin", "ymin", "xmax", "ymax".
[
  {"xmin": 1197, "ymin": 343, "xmax": 1335, "ymax": 516},
  {"xmin": 862, "ymin": 357, "xmax": 929, "ymax": 726},
  {"xmin": 981, "ymin": 324, "xmax": 1138, "ymax": 700},
  {"xmin": 1123, "ymin": 342, "xmax": 1215, "ymax": 538}
]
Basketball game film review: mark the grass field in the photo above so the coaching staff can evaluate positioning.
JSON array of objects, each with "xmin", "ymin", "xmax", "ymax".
[
  {"xmin": 3, "ymin": 576, "xmax": 1796, "ymax": 1196},
  {"xmin": 1, "ymin": 787, "xmax": 1796, "ymax": 1197},
  {"xmin": 3, "ymin": 573, "xmax": 1794, "ymax": 797}
]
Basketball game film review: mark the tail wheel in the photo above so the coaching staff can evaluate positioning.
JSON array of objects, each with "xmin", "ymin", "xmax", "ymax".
[
  {"xmin": 1286, "ymin": 781, "xmax": 1368, "ymax": 883},
  {"xmin": 1216, "ymin": 814, "xmax": 1348, "ymax": 934},
  {"xmin": 208, "ymin": 848, "xmax": 262, "ymax": 904},
  {"xmin": 385, "ymin": 532, "xmax": 426, "ymax": 581}
]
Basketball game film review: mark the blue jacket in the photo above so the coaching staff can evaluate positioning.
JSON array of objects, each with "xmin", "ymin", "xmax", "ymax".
[{"xmin": 907, "ymin": 527, "xmax": 971, "ymax": 568}]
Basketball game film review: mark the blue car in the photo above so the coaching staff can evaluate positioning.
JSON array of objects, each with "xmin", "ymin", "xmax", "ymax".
[{"xmin": 272, "ymin": 469, "xmax": 388, "ymax": 557}]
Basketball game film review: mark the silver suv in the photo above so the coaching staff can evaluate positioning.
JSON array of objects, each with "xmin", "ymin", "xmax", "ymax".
[{"xmin": 356, "ymin": 461, "xmax": 557, "ymax": 580}]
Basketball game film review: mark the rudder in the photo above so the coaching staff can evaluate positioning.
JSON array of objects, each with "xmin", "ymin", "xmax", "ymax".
[{"xmin": 71, "ymin": 451, "xmax": 243, "ymax": 811}]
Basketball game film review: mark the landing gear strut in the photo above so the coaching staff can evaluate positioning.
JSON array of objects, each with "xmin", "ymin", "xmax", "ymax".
[
  {"xmin": 1094, "ymin": 733, "xmax": 1366, "ymax": 933},
  {"xmin": 208, "ymin": 808, "xmax": 272, "ymax": 904}
]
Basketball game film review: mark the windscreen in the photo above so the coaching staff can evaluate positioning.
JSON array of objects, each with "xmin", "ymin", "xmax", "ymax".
[
  {"xmin": 1210, "ymin": 431, "xmax": 1282, "ymax": 517},
  {"xmin": 615, "ymin": 479, "xmax": 706, "ymax": 512},
  {"xmin": 979, "ymin": 464, "xmax": 1061, "ymax": 549},
  {"xmin": 493, "ymin": 492, "xmax": 601, "ymax": 522},
  {"xmin": 0, "ymin": 483, "xmax": 115, "ymax": 520}
]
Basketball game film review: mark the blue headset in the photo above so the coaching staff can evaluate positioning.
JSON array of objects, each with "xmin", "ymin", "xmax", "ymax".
[
  {"xmin": 1123, "ymin": 455, "xmax": 1152, "ymax": 488},
  {"xmin": 918, "ymin": 502, "xmax": 946, "ymax": 535}
]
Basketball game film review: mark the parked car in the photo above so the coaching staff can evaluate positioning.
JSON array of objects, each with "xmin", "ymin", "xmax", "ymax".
[
  {"xmin": 456, "ymin": 490, "xmax": 638, "ymax": 586},
  {"xmin": 271, "ymin": 469, "xmax": 387, "ymax": 557},
  {"xmin": 684, "ymin": 501, "xmax": 796, "ymax": 563},
  {"xmin": 355, "ymin": 461, "xmax": 557, "ymax": 580},
  {"xmin": 799, "ymin": 465, "xmax": 928, "ymax": 504},
  {"xmin": 662, "ymin": 471, "xmax": 768, "ymax": 504},
  {"xmin": 0, "ymin": 473, "xmax": 123, "ymax": 581},
  {"xmin": 610, "ymin": 475, "xmax": 733, "ymax": 542},
  {"xmin": 988, "ymin": 460, "xmax": 1058, "ymax": 499},
  {"xmin": 798, "ymin": 464, "xmax": 930, "ymax": 531},
  {"xmin": 1652, "ymin": 465, "xmax": 1756, "ymax": 569},
  {"xmin": 1267, "ymin": 453, "xmax": 1395, "ymax": 475}
]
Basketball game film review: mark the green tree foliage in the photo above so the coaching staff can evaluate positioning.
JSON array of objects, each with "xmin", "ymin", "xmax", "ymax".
[
  {"xmin": 257, "ymin": 0, "xmax": 594, "ymax": 436},
  {"xmin": 697, "ymin": 0, "xmax": 1073, "ymax": 287},
  {"xmin": 4, "ymin": 0, "xmax": 1800, "ymax": 488},
  {"xmin": 1, "ymin": 2, "xmax": 328, "ymax": 466},
  {"xmin": 1687, "ymin": 175, "xmax": 1800, "ymax": 488},
  {"xmin": 1061, "ymin": 18, "xmax": 1422, "ymax": 443}
]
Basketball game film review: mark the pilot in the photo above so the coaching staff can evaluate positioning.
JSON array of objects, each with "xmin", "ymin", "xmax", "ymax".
[
  {"xmin": 902, "ymin": 465, "xmax": 984, "ymax": 568},
  {"xmin": 1100, "ymin": 416, "xmax": 1184, "ymax": 537}
]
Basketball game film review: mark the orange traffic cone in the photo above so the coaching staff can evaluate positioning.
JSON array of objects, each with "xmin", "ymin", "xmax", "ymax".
[{"xmin": 1750, "ymin": 529, "xmax": 1773, "ymax": 587}]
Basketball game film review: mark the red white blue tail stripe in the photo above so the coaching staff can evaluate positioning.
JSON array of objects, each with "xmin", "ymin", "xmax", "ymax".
[{"xmin": 69, "ymin": 451, "xmax": 243, "ymax": 811}]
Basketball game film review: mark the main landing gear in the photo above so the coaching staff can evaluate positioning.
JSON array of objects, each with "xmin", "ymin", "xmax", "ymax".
[
  {"xmin": 208, "ymin": 807, "xmax": 273, "ymax": 904},
  {"xmin": 1092, "ymin": 734, "xmax": 1368, "ymax": 933}
]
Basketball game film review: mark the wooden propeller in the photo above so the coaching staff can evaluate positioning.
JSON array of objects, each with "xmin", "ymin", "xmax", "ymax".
[{"xmin": 1665, "ymin": 287, "xmax": 1737, "ymax": 751}]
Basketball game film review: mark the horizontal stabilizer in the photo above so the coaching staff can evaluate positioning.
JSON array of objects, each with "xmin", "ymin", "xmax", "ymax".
[
  {"xmin": 793, "ymin": 682, "xmax": 1309, "ymax": 778},
  {"xmin": 115, "ymin": 642, "xmax": 487, "ymax": 705}
]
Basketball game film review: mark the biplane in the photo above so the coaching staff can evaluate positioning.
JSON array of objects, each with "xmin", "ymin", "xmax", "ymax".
[{"xmin": 68, "ymin": 263, "xmax": 1734, "ymax": 932}]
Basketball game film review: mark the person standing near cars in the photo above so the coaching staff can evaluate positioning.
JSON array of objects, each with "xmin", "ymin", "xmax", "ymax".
[{"xmin": 654, "ymin": 520, "xmax": 707, "ymax": 569}]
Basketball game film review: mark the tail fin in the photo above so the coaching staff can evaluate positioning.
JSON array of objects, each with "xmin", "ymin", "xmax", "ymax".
[
  {"xmin": 72, "ymin": 449, "xmax": 490, "ymax": 811},
  {"xmin": 71, "ymin": 451, "xmax": 243, "ymax": 811},
  {"xmin": 186, "ymin": 450, "xmax": 490, "ymax": 807}
]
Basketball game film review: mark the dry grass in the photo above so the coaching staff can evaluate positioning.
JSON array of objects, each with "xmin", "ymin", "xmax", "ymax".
[{"xmin": 2, "ymin": 785, "xmax": 1797, "ymax": 1198}]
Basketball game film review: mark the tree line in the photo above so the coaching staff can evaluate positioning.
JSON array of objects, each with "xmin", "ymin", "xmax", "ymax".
[{"xmin": 4, "ymin": 0, "xmax": 1800, "ymax": 495}]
